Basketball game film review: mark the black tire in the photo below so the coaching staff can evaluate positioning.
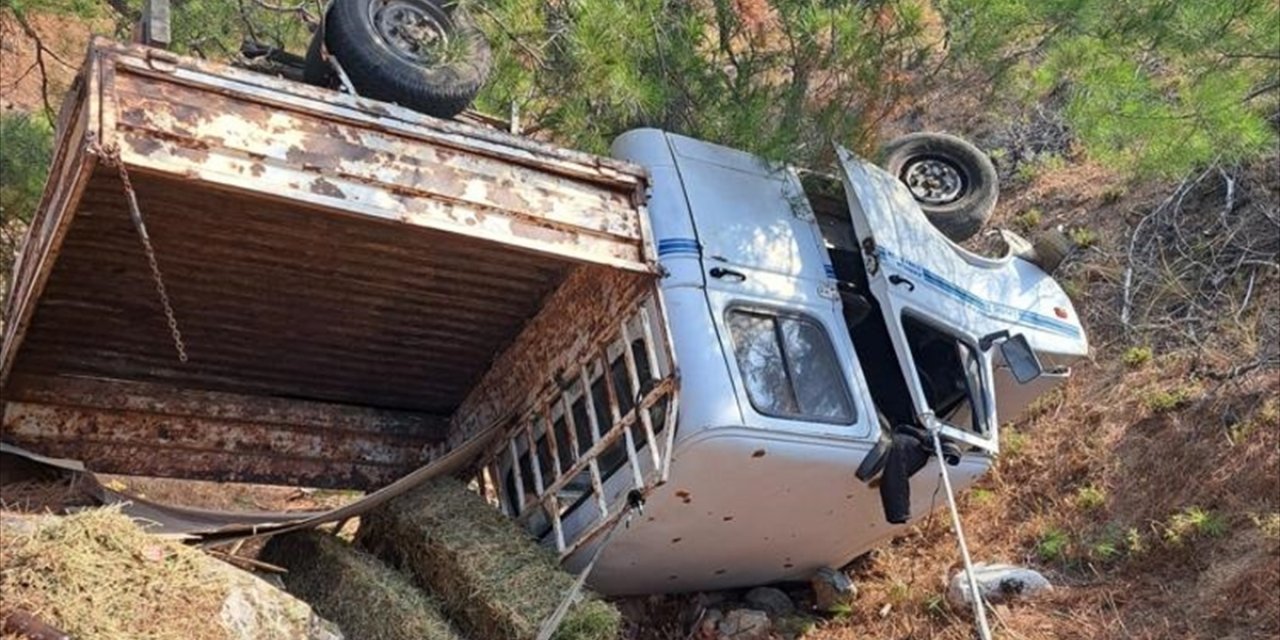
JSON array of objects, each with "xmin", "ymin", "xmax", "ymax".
[
  {"xmin": 880, "ymin": 132, "xmax": 998, "ymax": 243},
  {"xmin": 322, "ymin": 0, "xmax": 491, "ymax": 118},
  {"xmin": 302, "ymin": 28, "xmax": 334, "ymax": 87},
  {"xmin": 1029, "ymin": 226, "xmax": 1075, "ymax": 274}
]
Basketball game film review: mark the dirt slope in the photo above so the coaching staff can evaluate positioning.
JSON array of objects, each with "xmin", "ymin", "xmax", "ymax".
[{"xmin": 797, "ymin": 95, "xmax": 1280, "ymax": 638}]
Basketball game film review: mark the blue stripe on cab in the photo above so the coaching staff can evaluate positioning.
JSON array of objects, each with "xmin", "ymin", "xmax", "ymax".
[
  {"xmin": 875, "ymin": 247, "xmax": 1082, "ymax": 339},
  {"xmin": 658, "ymin": 237, "xmax": 700, "ymax": 257}
]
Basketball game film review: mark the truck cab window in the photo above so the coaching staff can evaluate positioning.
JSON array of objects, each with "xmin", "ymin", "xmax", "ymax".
[
  {"xmin": 902, "ymin": 315, "xmax": 988, "ymax": 434},
  {"xmin": 727, "ymin": 309, "xmax": 855, "ymax": 423}
]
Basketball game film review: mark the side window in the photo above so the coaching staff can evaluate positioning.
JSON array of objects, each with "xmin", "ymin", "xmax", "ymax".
[
  {"xmin": 726, "ymin": 309, "xmax": 855, "ymax": 423},
  {"xmin": 902, "ymin": 315, "xmax": 988, "ymax": 434}
]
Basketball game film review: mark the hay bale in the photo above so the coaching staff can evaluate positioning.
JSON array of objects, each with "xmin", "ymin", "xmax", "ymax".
[
  {"xmin": 260, "ymin": 529, "xmax": 463, "ymax": 640},
  {"xmin": 0, "ymin": 507, "xmax": 338, "ymax": 640},
  {"xmin": 356, "ymin": 478, "xmax": 621, "ymax": 640}
]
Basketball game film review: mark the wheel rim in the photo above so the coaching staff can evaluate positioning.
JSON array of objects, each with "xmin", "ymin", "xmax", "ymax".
[
  {"xmin": 367, "ymin": 0, "xmax": 450, "ymax": 66},
  {"xmin": 901, "ymin": 157, "xmax": 966, "ymax": 205}
]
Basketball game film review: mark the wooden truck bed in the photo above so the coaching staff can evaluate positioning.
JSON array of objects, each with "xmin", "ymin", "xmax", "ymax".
[{"xmin": 0, "ymin": 39, "xmax": 663, "ymax": 490}]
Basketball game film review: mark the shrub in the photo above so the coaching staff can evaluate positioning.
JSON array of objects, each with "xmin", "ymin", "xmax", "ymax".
[
  {"xmin": 1122, "ymin": 346, "xmax": 1153, "ymax": 369},
  {"xmin": 1144, "ymin": 387, "xmax": 1194, "ymax": 413},
  {"xmin": 1075, "ymin": 484, "xmax": 1107, "ymax": 511},
  {"xmin": 0, "ymin": 112, "xmax": 53, "ymax": 225},
  {"xmin": 1014, "ymin": 208, "xmax": 1043, "ymax": 231},
  {"xmin": 1036, "ymin": 527, "xmax": 1070, "ymax": 563},
  {"xmin": 1163, "ymin": 506, "xmax": 1228, "ymax": 545}
]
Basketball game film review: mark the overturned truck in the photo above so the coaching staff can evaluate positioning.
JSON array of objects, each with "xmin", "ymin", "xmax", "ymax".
[
  {"xmin": 2, "ymin": 39, "xmax": 1087, "ymax": 597},
  {"xmin": 2, "ymin": 37, "xmax": 674, "ymax": 555}
]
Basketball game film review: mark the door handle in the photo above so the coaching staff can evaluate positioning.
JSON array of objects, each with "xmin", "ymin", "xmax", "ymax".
[
  {"xmin": 888, "ymin": 274, "xmax": 915, "ymax": 291},
  {"xmin": 709, "ymin": 267, "xmax": 747, "ymax": 282}
]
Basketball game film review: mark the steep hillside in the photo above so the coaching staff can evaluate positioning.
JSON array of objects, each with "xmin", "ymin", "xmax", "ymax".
[
  {"xmin": 1, "ymin": 5, "xmax": 1276, "ymax": 640},
  {"xmin": 802, "ymin": 91, "xmax": 1280, "ymax": 637}
]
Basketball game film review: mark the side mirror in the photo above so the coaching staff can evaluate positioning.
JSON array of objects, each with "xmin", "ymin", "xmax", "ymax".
[{"xmin": 1000, "ymin": 333, "xmax": 1044, "ymax": 384}]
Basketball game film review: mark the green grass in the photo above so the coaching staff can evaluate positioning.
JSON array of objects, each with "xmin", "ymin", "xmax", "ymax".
[
  {"xmin": 1014, "ymin": 208, "xmax": 1043, "ymax": 231},
  {"xmin": 1075, "ymin": 484, "xmax": 1107, "ymax": 511},
  {"xmin": 887, "ymin": 580, "xmax": 911, "ymax": 604},
  {"xmin": 1163, "ymin": 506, "xmax": 1228, "ymax": 545},
  {"xmin": 1230, "ymin": 398, "xmax": 1279, "ymax": 445},
  {"xmin": 1067, "ymin": 226, "xmax": 1098, "ymax": 248},
  {"xmin": 924, "ymin": 594, "xmax": 949, "ymax": 619},
  {"xmin": 1003, "ymin": 427, "xmax": 1030, "ymax": 457},
  {"xmin": 1090, "ymin": 538, "xmax": 1122, "ymax": 561},
  {"xmin": 1015, "ymin": 154, "xmax": 1068, "ymax": 183},
  {"xmin": 1125, "ymin": 527, "xmax": 1147, "ymax": 555},
  {"xmin": 1144, "ymin": 387, "xmax": 1194, "ymax": 413},
  {"xmin": 1036, "ymin": 527, "xmax": 1070, "ymax": 563},
  {"xmin": 970, "ymin": 488, "xmax": 997, "ymax": 506},
  {"xmin": 1122, "ymin": 346, "xmax": 1153, "ymax": 369},
  {"xmin": 1250, "ymin": 513, "xmax": 1280, "ymax": 540}
]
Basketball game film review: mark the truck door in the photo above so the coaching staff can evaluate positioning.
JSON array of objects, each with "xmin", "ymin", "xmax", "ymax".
[
  {"xmin": 666, "ymin": 135, "xmax": 874, "ymax": 440},
  {"xmin": 835, "ymin": 146, "xmax": 1008, "ymax": 453}
]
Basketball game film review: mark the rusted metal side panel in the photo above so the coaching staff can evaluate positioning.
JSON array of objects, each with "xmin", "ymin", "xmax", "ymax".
[
  {"xmin": 449, "ymin": 266, "xmax": 659, "ymax": 446},
  {"xmin": 12, "ymin": 170, "xmax": 574, "ymax": 412},
  {"xmin": 99, "ymin": 40, "xmax": 650, "ymax": 272},
  {"xmin": 0, "ymin": 39, "xmax": 663, "ymax": 489},
  {"xmin": 3, "ymin": 375, "xmax": 447, "ymax": 488},
  {"xmin": 0, "ymin": 53, "xmax": 99, "ymax": 390}
]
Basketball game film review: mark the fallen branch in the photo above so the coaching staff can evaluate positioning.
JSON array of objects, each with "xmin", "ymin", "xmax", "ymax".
[{"xmin": 8, "ymin": 8, "xmax": 62, "ymax": 122}]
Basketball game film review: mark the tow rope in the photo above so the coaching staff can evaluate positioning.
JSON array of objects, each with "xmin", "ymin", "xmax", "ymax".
[
  {"xmin": 536, "ymin": 493, "xmax": 642, "ymax": 640},
  {"xmin": 929, "ymin": 425, "xmax": 993, "ymax": 640}
]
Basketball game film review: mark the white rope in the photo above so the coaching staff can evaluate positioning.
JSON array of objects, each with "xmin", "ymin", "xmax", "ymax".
[
  {"xmin": 535, "ymin": 505, "xmax": 636, "ymax": 640},
  {"xmin": 930, "ymin": 427, "xmax": 993, "ymax": 640}
]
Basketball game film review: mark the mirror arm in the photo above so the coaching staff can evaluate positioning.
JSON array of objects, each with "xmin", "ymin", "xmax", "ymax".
[{"xmin": 978, "ymin": 329, "xmax": 1010, "ymax": 351}]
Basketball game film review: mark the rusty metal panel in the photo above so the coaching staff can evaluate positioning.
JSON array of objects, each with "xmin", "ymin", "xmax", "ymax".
[
  {"xmin": 0, "ymin": 39, "xmax": 661, "ymax": 489},
  {"xmin": 3, "ymin": 375, "xmax": 447, "ymax": 488},
  {"xmin": 1, "ymin": 63, "xmax": 98, "ymax": 388},
  {"xmin": 13, "ymin": 170, "xmax": 574, "ymax": 411},
  {"xmin": 449, "ymin": 266, "xmax": 658, "ymax": 446},
  {"xmin": 102, "ymin": 40, "xmax": 651, "ymax": 271}
]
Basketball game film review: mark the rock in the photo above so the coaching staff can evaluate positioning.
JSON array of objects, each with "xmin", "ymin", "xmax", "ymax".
[
  {"xmin": 744, "ymin": 585, "xmax": 795, "ymax": 617},
  {"xmin": 717, "ymin": 608, "xmax": 772, "ymax": 640},
  {"xmin": 810, "ymin": 567, "xmax": 857, "ymax": 612},
  {"xmin": 946, "ymin": 563, "xmax": 1052, "ymax": 610},
  {"xmin": 211, "ymin": 561, "xmax": 344, "ymax": 640}
]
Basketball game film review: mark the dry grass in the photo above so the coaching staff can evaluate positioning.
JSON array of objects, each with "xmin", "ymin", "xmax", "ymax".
[
  {"xmin": 0, "ymin": 507, "xmax": 229, "ymax": 640},
  {"xmin": 793, "ymin": 139, "xmax": 1280, "ymax": 639},
  {"xmin": 0, "ymin": 477, "xmax": 94, "ymax": 514},
  {"xmin": 357, "ymin": 477, "xmax": 622, "ymax": 640},
  {"xmin": 97, "ymin": 475, "xmax": 364, "ymax": 513},
  {"xmin": 260, "ymin": 529, "xmax": 463, "ymax": 640}
]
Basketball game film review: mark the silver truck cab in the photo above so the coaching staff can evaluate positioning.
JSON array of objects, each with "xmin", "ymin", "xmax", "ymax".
[{"xmin": 554, "ymin": 130, "xmax": 1089, "ymax": 595}]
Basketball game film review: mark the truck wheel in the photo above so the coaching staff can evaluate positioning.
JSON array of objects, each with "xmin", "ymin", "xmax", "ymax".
[
  {"xmin": 317, "ymin": 0, "xmax": 491, "ymax": 118},
  {"xmin": 880, "ymin": 133, "xmax": 998, "ymax": 243}
]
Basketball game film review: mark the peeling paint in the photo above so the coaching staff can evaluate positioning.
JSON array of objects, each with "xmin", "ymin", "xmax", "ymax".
[{"xmin": 0, "ymin": 41, "xmax": 663, "ymax": 490}]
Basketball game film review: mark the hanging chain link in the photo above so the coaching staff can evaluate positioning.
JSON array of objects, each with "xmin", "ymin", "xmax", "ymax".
[{"xmin": 94, "ymin": 143, "xmax": 189, "ymax": 363}]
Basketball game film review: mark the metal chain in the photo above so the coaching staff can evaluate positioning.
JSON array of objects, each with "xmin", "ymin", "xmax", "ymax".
[{"xmin": 95, "ymin": 143, "xmax": 189, "ymax": 363}]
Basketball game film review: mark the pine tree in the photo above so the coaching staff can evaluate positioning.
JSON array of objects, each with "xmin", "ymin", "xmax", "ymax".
[{"xmin": 940, "ymin": 0, "xmax": 1278, "ymax": 177}]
